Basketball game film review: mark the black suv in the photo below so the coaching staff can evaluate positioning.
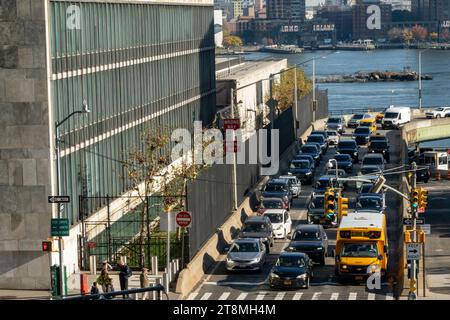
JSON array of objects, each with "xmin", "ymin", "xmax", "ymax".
[
  {"xmin": 288, "ymin": 160, "xmax": 315, "ymax": 184},
  {"xmin": 300, "ymin": 144, "xmax": 322, "ymax": 164},
  {"xmin": 368, "ymin": 140, "xmax": 390, "ymax": 163},
  {"xmin": 239, "ymin": 216, "xmax": 274, "ymax": 253},
  {"xmin": 337, "ymin": 140, "xmax": 359, "ymax": 163},
  {"xmin": 286, "ymin": 224, "xmax": 329, "ymax": 265},
  {"xmin": 261, "ymin": 179, "xmax": 293, "ymax": 209}
]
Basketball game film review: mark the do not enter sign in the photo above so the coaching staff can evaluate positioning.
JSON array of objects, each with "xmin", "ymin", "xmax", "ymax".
[{"xmin": 176, "ymin": 211, "xmax": 192, "ymax": 228}]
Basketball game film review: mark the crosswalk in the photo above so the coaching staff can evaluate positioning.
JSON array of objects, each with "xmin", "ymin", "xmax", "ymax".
[{"xmin": 187, "ymin": 291, "xmax": 396, "ymax": 301}]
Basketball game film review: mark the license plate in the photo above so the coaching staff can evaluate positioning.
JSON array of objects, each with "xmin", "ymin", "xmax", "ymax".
[
  {"xmin": 283, "ymin": 280, "xmax": 292, "ymax": 285},
  {"xmin": 355, "ymin": 276, "xmax": 363, "ymax": 280}
]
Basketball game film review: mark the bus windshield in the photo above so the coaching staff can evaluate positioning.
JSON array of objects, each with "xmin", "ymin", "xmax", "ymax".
[{"xmin": 341, "ymin": 243, "xmax": 378, "ymax": 258}]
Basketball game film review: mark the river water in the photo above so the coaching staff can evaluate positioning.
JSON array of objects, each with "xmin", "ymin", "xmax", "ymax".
[
  {"xmin": 246, "ymin": 49, "xmax": 450, "ymax": 111},
  {"xmin": 246, "ymin": 49, "xmax": 450, "ymax": 147}
]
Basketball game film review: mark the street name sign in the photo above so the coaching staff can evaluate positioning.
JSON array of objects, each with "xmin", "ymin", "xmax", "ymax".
[
  {"xmin": 48, "ymin": 196, "xmax": 70, "ymax": 203},
  {"xmin": 51, "ymin": 218, "xmax": 70, "ymax": 237},
  {"xmin": 407, "ymin": 243, "xmax": 421, "ymax": 260},
  {"xmin": 403, "ymin": 218, "xmax": 425, "ymax": 226}
]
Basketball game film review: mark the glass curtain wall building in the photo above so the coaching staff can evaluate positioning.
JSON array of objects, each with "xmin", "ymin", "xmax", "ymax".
[{"xmin": 49, "ymin": 0, "xmax": 216, "ymax": 225}]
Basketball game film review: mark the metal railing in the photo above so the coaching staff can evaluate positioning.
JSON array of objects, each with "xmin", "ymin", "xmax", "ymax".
[{"xmin": 59, "ymin": 285, "xmax": 167, "ymax": 300}]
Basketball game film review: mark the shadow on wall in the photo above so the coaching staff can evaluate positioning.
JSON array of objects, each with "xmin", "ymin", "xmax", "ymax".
[
  {"xmin": 202, "ymin": 252, "xmax": 216, "ymax": 274},
  {"xmin": 249, "ymin": 192, "xmax": 261, "ymax": 212}
]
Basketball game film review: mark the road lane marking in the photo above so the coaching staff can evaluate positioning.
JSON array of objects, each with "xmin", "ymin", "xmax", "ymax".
[
  {"xmin": 200, "ymin": 292, "xmax": 212, "ymax": 300},
  {"xmin": 330, "ymin": 293, "xmax": 339, "ymax": 300},
  {"xmin": 386, "ymin": 293, "xmax": 394, "ymax": 300},
  {"xmin": 236, "ymin": 293, "xmax": 248, "ymax": 300},
  {"xmin": 218, "ymin": 292, "xmax": 231, "ymax": 300},
  {"xmin": 349, "ymin": 292, "xmax": 357, "ymax": 300},
  {"xmin": 312, "ymin": 292, "xmax": 322, "ymax": 300},
  {"xmin": 275, "ymin": 292, "xmax": 285, "ymax": 300},
  {"xmin": 293, "ymin": 292, "xmax": 303, "ymax": 300},
  {"xmin": 204, "ymin": 281, "xmax": 267, "ymax": 286},
  {"xmin": 256, "ymin": 292, "xmax": 266, "ymax": 300},
  {"xmin": 187, "ymin": 292, "xmax": 199, "ymax": 300},
  {"xmin": 368, "ymin": 293, "xmax": 376, "ymax": 300}
]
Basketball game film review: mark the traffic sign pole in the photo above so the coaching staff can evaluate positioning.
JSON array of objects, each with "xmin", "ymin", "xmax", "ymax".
[{"xmin": 410, "ymin": 162, "xmax": 418, "ymax": 300}]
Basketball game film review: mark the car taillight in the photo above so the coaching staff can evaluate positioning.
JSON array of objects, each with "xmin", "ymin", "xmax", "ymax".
[
  {"xmin": 339, "ymin": 231, "xmax": 351, "ymax": 238},
  {"xmin": 368, "ymin": 231, "xmax": 381, "ymax": 239}
]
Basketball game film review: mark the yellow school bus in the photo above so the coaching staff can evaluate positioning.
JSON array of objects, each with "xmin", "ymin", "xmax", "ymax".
[
  {"xmin": 335, "ymin": 213, "xmax": 388, "ymax": 281},
  {"xmin": 359, "ymin": 118, "xmax": 377, "ymax": 133}
]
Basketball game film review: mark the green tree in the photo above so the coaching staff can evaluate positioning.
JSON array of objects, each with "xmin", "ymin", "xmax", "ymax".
[
  {"xmin": 223, "ymin": 35, "xmax": 244, "ymax": 47},
  {"xmin": 271, "ymin": 68, "xmax": 313, "ymax": 112},
  {"xmin": 402, "ymin": 28, "xmax": 413, "ymax": 44}
]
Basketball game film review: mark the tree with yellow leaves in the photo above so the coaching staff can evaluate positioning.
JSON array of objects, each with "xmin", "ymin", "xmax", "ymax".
[{"xmin": 271, "ymin": 68, "xmax": 313, "ymax": 112}]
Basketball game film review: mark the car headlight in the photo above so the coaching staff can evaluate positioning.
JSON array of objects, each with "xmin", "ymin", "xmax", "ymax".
[
  {"xmin": 369, "ymin": 264, "xmax": 381, "ymax": 272},
  {"xmin": 226, "ymin": 258, "xmax": 233, "ymax": 264},
  {"xmin": 283, "ymin": 196, "xmax": 288, "ymax": 202},
  {"xmin": 353, "ymin": 152, "xmax": 358, "ymax": 155},
  {"xmin": 296, "ymin": 273, "xmax": 307, "ymax": 279},
  {"xmin": 251, "ymin": 258, "xmax": 260, "ymax": 264},
  {"xmin": 306, "ymin": 171, "xmax": 312, "ymax": 175},
  {"xmin": 286, "ymin": 247, "xmax": 295, "ymax": 252},
  {"xmin": 270, "ymin": 272, "xmax": 279, "ymax": 279},
  {"xmin": 316, "ymin": 247, "xmax": 323, "ymax": 251},
  {"xmin": 275, "ymin": 225, "xmax": 283, "ymax": 231},
  {"xmin": 341, "ymin": 265, "xmax": 348, "ymax": 269}
]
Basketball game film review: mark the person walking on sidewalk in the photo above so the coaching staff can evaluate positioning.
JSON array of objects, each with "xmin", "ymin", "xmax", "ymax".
[
  {"xmin": 140, "ymin": 268, "xmax": 150, "ymax": 300},
  {"xmin": 118, "ymin": 260, "xmax": 132, "ymax": 299},
  {"xmin": 96, "ymin": 269, "xmax": 114, "ymax": 297}
]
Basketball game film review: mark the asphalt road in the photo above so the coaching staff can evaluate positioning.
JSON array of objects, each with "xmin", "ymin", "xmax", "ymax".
[{"xmin": 186, "ymin": 126, "xmax": 403, "ymax": 301}]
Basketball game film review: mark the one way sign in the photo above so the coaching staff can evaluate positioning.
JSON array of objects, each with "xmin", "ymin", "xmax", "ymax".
[
  {"xmin": 403, "ymin": 218, "xmax": 425, "ymax": 226},
  {"xmin": 407, "ymin": 243, "xmax": 421, "ymax": 260},
  {"xmin": 48, "ymin": 196, "xmax": 70, "ymax": 204}
]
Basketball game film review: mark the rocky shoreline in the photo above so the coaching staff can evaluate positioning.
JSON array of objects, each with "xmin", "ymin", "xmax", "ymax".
[{"xmin": 318, "ymin": 71, "xmax": 433, "ymax": 83}]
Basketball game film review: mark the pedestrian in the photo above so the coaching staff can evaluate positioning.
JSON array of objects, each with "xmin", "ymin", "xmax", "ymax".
[
  {"xmin": 90, "ymin": 281, "xmax": 100, "ymax": 295},
  {"xmin": 140, "ymin": 268, "xmax": 150, "ymax": 300},
  {"xmin": 96, "ymin": 269, "xmax": 114, "ymax": 296},
  {"xmin": 117, "ymin": 260, "xmax": 132, "ymax": 299},
  {"xmin": 101, "ymin": 261, "xmax": 113, "ymax": 272}
]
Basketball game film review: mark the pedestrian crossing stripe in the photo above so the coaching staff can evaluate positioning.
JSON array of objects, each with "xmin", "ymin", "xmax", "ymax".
[{"xmin": 186, "ymin": 291, "xmax": 395, "ymax": 300}]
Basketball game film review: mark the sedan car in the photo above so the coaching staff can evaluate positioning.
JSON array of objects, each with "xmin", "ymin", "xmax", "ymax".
[
  {"xmin": 313, "ymin": 175, "xmax": 344, "ymax": 195},
  {"xmin": 307, "ymin": 194, "xmax": 325, "ymax": 225},
  {"xmin": 269, "ymin": 252, "xmax": 313, "ymax": 289},
  {"xmin": 239, "ymin": 216, "xmax": 274, "ymax": 252},
  {"xmin": 347, "ymin": 113, "xmax": 372, "ymax": 128},
  {"xmin": 285, "ymin": 224, "xmax": 328, "ymax": 265},
  {"xmin": 360, "ymin": 153, "xmax": 385, "ymax": 175},
  {"xmin": 288, "ymin": 160, "xmax": 315, "ymax": 184},
  {"xmin": 416, "ymin": 167, "xmax": 430, "ymax": 183},
  {"xmin": 299, "ymin": 144, "xmax": 321, "ymax": 164},
  {"xmin": 333, "ymin": 154, "xmax": 353, "ymax": 174},
  {"xmin": 326, "ymin": 130, "xmax": 339, "ymax": 145},
  {"xmin": 306, "ymin": 134, "xmax": 328, "ymax": 153},
  {"xmin": 352, "ymin": 127, "xmax": 372, "ymax": 145},
  {"xmin": 257, "ymin": 197, "xmax": 288, "ymax": 215},
  {"xmin": 326, "ymin": 117, "xmax": 345, "ymax": 134},
  {"xmin": 279, "ymin": 175, "xmax": 302, "ymax": 198},
  {"xmin": 263, "ymin": 209, "xmax": 292, "ymax": 239},
  {"xmin": 355, "ymin": 193, "xmax": 386, "ymax": 215},
  {"xmin": 261, "ymin": 178, "xmax": 292, "ymax": 209},
  {"xmin": 337, "ymin": 140, "xmax": 359, "ymax": 163},
  {"xmin": 226, "ymin": 238, "xmax": 267, "ymax": 272},
  {"xmin": 293, "ymin": 154, "xmax": 315, "ymax": 168}
]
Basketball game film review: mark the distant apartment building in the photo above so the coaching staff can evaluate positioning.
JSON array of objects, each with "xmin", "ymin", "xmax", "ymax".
[
  {"xmin": 233, "ymin": 0, "xmax": 245, "ymax": 18},
  {"xmin": 383, "ymin": 0, "xmax": 411, "ymax": 11},
  {"xmin": 352, "ymin": 0, "xmax": 392, "ymax": 40},
  {"xmin": 317, "ymin": 5, "xmax": 353, "ymax": 40},
  {"xmin": 412, "ymin": 0, "xmax": 450, "ymax": 22},
  {"xmin": 267, "ymin": 0, "xmax": 306, "ymax": 21}
]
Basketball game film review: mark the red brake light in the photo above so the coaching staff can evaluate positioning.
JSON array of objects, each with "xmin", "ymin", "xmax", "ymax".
[{"xmin": 340, "ymin": 231, "xmax": 351, "ymax": 239}]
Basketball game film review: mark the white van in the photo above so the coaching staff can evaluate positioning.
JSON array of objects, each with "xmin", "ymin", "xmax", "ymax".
[{"xmin": 381, "ymin": 107, "xmax": 411, "ymax": 129}]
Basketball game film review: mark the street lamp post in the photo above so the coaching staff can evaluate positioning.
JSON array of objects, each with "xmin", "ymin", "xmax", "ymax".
[{"xmin": 54, "ymin": 100, "xmax": 90, "ymax": 296}]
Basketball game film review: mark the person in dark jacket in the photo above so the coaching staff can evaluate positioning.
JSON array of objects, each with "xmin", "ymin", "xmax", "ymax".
[{"xmin": 117, "ymin": 260, "xmax": 132, "ymax": 299}]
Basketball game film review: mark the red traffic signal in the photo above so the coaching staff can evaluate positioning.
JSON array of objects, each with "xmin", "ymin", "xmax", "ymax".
[{"xmin": 42, "ymin": 240, "xmax": 52, "ymax": 252}]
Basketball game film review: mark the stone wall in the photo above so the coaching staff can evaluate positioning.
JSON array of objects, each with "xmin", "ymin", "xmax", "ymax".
[{"xmin": 0, "ymin": 0, "xmax": 52, "ymax": 289}]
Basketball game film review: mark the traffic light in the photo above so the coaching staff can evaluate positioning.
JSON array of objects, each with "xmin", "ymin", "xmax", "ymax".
[
  {"xmin": 338, "ymin": 195, "xmax": 349, "ymax": 217},
  {"xmin": 418, "ymin": 188, "xmax": 428, "ymax": 209},
  {"xmin": 410, "ymin": 188, "xmax": 419, "ymax": 209},
  {"xmin": 324, "ymin": 189, "xmax": 336, "ymax": 220},
  {"xmin": 42, "ymin": 240, "xmax": 53, "ymax": 252}
]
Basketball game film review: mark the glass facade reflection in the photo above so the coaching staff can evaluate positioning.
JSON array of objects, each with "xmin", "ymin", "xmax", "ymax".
[{"xmin": 49, "ymin": 1, "xmax": 216, "ymax": 224}]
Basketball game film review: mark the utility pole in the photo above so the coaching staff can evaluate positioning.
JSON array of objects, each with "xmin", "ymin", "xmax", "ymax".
[
  {"xmin": 409, "ymin": 162, "xmax": 418, "ymax": 300},
  {"xmin": 294, "ymin": 67, "xmax": 298, "ymax": 138},
  {"xmin": 231, "ymin": 88, "xmax": 238, "ymax": 210},
  {"xmin": 419, "ymin": 52, "xmax": 422, "ymax": 110}
]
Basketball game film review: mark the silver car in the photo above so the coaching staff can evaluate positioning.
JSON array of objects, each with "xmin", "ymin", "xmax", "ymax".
[
  {"xmin": 226, "ymin": 238, "xmax": 267, "ymax": 272},
  {"xmin": 279, "ymin": 175, "xmax": 302, "ymax": 198}
]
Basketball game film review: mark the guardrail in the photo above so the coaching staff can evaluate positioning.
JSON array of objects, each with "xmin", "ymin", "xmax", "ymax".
[{"xmin": 328, "ymin": 106, "xmax": 442, "ymax": 117}]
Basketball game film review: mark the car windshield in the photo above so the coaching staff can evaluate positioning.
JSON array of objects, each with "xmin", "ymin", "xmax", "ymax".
[
  {"xmin": 301, "ymin": 146, "xmax": 317, "ymax": 153},
  {"xmin": 436, "ymin": 108, "xmax": 444, "ymax": 111},
  {"xmin": 242, "ymin": 222, "xmax": 266, "ymax": 233},
  {"xmin": 370, "ymin": 136, "xmax": 386, "ymax": 142},
  {"xmin": 341, "ymin": 243, "xmax": 378, "ymax": 257},
  {"xmin": 307, "ymin": 136, "xmax": 323, "ymax": 143},
  {"xmin": 265, "ymin": 213, "xmax": 283, "ymax": 224},
  {"xmin": 384, "ymin": 112, "xmax": 399, "ymax": 119},
  {"xmin": 328, "ymin": 118, "xmax": 341, "ymax": 123},
  {"xmin": 230, "ymin": 242, "xmax": 259, "ymax": 253},
  {"xmin": 363, "ymin": 157, "xmax": 383, "ymax": 165},
  {"xmin": 358, "ymin": 197, "xmax": 382, "ymax": 210},
  {"xmin": 352, "ymin": 114, "xmax": 364, "ymax": 120},
  {"xmin": 293, "ymin": 230, "xmax": 321, "ymax": 241},
  {"xmin": 338, "ymin": 141, "xmax": 356, "ymax": 148},
  {"xmin": 335, "ymin": 155, "xmax": 351, "ymax": 161},
  {"xmin": 311, "ymin": 197, "xmax": 324, "ymax": 208},
  {"xmin": 276, "ymin": 256, "xmax": 306, "ymax": 268},
  {"xmin": 354, "ymin": 128, "xmax": 370, "ymax": 134},
  {"xmin": 262, "ymin": 200, "xmax": 282, "ymax": 208},
  {"xmin": 327, "ymin": 131, "xmax": 337, "ymax": 136},
  {"xmin": 316, "ymin": 179, "xmax": 330, "ymax": 190},
  {"xmin": 291, "ymin": 161, "xmax": 309, "ymax": 169},
  {"xmin": 360, "ymin": 184, "xmax": 373, "ymax": 193},
  {"xmin": 360, "ymin": 122, "xmax": 372, "ymax": 127},
  {"xmin": 264, "ymin": 183, "xmax": 287, "ymax": 192},
  {"xmin": 371, "ymin": 142, "xmax": 388, "ymax": 149}
]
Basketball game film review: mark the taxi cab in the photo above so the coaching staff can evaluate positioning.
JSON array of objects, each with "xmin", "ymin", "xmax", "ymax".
[
  {"xmin": 375, "ymin": 112, "xmax": 384, "ymax": 124},
  {"xmin": 358, "ymin": 118, "xmax": 377, "ymax": 133}
]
